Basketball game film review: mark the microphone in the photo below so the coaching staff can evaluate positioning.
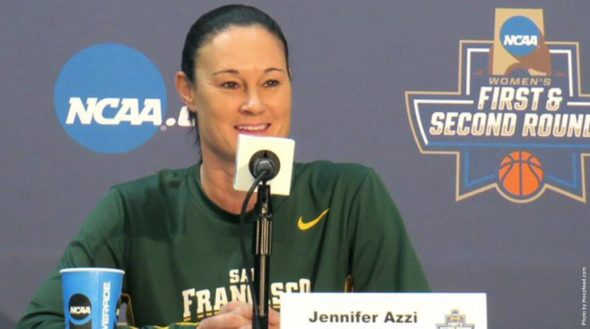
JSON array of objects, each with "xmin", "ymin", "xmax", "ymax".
[
  {"xmin": 248, "ymin": 150, "xmax": 280, "ymax": 181},
  {"xmin": 234, "ymin": 135, "xmax": 294, "ymax": 329},
  {"xmin": 234, "ymin": 134, "xmax": 295, "ymax": 196}
]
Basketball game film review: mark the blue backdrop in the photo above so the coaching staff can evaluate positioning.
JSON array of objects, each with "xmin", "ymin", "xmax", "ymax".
[{"xmin": 1, "ymin": 1, "xmax": 589, "ymax": 328}]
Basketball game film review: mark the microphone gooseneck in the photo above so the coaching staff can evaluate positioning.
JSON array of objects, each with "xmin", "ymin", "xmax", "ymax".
[{"xmin": 239, "ymin": 149, "xmax": 280, "ymax": 329}]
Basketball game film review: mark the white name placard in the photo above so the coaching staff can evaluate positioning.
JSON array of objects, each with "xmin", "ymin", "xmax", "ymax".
[{"xmin": 281, "ymin": 293, "xmax": 486, "ymax": 329}]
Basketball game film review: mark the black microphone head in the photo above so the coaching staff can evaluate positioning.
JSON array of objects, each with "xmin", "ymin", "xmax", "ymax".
[{"xmin": 249, "ymin": 150, "xmax": 281, "ymax": 181}]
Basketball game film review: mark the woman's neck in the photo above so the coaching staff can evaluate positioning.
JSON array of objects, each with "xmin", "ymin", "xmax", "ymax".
[{"xmin": 199, "ymin": 157, "xmax": 256, "ymax": 215}]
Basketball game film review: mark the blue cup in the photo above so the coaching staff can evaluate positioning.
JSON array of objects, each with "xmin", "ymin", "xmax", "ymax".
[{"xmin": 60, "ymin": 268, "xmax": 124, "ymax": 329}]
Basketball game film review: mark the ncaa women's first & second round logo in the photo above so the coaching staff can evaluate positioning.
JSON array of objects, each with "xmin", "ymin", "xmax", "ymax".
[{"xmin": 406, "ymin": 8, "xmax": 590, "ymax": 203}]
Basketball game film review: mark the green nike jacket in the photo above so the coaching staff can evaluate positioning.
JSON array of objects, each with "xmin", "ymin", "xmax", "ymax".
[{"xmin": 17, "ymin": 161, "xmax": 430, "ymax": 328}]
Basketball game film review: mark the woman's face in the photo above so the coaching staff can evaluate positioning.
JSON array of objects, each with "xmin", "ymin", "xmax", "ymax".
[{"xmin": 190, "ymin": 25, "xmax": 292, "ymax": 164}]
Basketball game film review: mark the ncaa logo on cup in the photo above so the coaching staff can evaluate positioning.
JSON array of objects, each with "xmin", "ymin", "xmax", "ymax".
[
  {"xmin": 500, "ymin": 16, "xmax": 541, "ymax": 57},
  {"xmin": 68, "ymin": 293, "xmax": 92, "ymax": 322},
  {"xmin": 54, "ymin": 43, "xmax": 168, "ymax": 154}
]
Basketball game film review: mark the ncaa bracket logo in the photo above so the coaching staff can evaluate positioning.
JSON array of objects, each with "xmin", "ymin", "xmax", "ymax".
[
  {"xmin": 500, "ymin": 16, "xmax": 541, "ymax": 58},
  {"xmin": 54, "ymin": 43, "xmax": 167, "ymax": 154},
  {"xmin": 406, "ymin": 9, "xmax": 590, "ymax": 203}
]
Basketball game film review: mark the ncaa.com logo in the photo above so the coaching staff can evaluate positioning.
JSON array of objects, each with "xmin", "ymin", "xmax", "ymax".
[{"xmin": 54, "ymin": 43, "xmax": 190, "ymax": 154}]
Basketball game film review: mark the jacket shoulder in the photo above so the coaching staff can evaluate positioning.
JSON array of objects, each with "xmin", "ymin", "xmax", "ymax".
[
  {"xmin": 113, "ymin": 165, "xmax": 195, "ymax": 198},
  {"xmin": 296, "ymin": 160, "xmax": 375, "ymax": 181}
]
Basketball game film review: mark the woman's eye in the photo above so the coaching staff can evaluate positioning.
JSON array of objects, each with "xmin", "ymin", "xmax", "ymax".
[
  {"xmin": 221, "ymin": 81, "xmax": 239, "ymax": 89},
  {"xmin": 264, "ymin": 79, "xmax": 280, "ymax": 88}
]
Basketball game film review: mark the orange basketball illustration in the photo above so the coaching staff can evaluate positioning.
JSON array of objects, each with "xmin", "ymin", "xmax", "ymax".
[{"xmin": 498, "ymin": 151, "xmax": 544, "ymax": 197}]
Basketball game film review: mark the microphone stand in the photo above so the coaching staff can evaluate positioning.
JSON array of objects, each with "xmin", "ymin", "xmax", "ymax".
[{"xmin": 252, "ymin": 181, "xmax": 272, "ymax": 329}]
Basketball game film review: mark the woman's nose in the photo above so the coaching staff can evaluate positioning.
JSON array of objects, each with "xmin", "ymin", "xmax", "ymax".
[{"xmin": 240, "ymin": 88, "xmax": 265, "ymax": 114}]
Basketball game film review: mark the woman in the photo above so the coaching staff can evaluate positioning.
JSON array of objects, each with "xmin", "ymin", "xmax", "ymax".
[{"xmin": 18, "ymin": 4, "xmax": 429, "ymax": 329}]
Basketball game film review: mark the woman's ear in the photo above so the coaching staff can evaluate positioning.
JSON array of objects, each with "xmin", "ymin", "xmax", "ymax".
[{"xmin": 175, "ymin": 71, "xmax": 196, "ymax": 112}]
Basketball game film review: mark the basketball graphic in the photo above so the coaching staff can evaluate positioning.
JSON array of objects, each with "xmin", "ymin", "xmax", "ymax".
[{"xmin": 498, "ymin": 151, "xmax": 544, "ymax": 198}]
